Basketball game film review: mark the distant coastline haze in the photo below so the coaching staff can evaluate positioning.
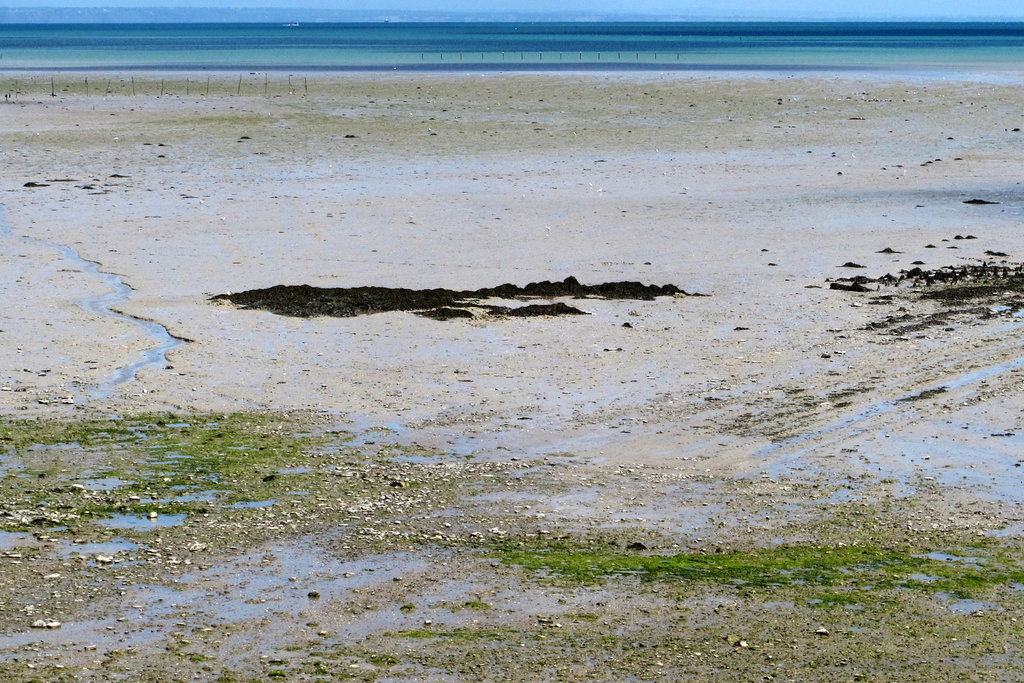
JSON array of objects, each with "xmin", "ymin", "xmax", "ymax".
[{"xmin": 0, "ymin": 1, "xmax": 1023, "ymax": 23}]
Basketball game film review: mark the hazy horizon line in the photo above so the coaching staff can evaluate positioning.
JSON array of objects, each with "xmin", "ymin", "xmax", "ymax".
[{"xmin": 1, "ymin": 7, "xmax": 1023, "ymax": 23}]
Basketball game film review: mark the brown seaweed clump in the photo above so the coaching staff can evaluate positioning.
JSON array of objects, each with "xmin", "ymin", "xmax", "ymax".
[{"xmin": 211, "ymin": 276, "xmax": 693, "ymax": 320}]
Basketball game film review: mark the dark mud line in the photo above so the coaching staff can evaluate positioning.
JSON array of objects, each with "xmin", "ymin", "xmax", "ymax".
[{"xmin": 211, "ymin": 276, "xmax": 697, "ymax": 320}]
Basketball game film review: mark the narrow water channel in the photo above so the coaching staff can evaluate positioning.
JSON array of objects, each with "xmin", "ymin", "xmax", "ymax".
[{"xmin": 0, "ymin": 204, "xmax": 185, "ymax": 401}]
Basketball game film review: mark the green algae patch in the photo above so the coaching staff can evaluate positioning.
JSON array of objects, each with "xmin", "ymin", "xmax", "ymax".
[
  {"xmin": 495, "ymin": 540, "xmax": 1024, "ymax": 599},
  {"xmin": 0, "ymin": 412, "xmax": 337, "ymax": 490},
  {"xmin": 0, "ymin": 412, "xmax": 354, "ymax": 531},
  {"xmin": 389, "ymin": 628, "xmax": 510, "ymax": 642}
]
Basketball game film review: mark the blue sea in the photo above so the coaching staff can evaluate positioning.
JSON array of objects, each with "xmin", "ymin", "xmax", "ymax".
[{"xmin": 1, "ymin": 22, "xmax": 1024, "ymax": 72}]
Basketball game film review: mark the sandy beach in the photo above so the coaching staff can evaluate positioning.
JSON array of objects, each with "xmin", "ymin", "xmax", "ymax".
[{"xmin": 3, "ymin": 72, "xmax": 1024, "ymax": 679}]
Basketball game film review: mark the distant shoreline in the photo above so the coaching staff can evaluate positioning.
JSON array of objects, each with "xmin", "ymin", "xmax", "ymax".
[
  {"xmin": 4, "ymin": 21, "xmax": 1024, "ymax": 73},
  {"xmin": 2, "ymin": 10, "xmax": 1024, "ymax": 24}
]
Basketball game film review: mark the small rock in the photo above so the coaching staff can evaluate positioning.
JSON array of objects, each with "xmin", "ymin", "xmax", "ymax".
[
  {"xmin": 32, "ymin": 619, "xmax": 61, "ymax": 629},
  {"xmin": 307, "ymin": 590, "xmax": 320, "ymax": 600},
  {"xmin": 815, "ymin": 627, "xmax": 830, "ymax": 636}
]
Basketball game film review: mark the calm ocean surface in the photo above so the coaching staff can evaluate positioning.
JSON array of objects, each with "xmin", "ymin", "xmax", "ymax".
[{"xmin": 1, "ymin": 22, "xmax": 1024, "ymax": 73}]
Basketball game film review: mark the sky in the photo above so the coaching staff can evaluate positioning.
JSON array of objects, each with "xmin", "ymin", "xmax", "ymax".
[{"xmin": 0, "ymin": 0, "xmax": 1021, "ymax": 19}]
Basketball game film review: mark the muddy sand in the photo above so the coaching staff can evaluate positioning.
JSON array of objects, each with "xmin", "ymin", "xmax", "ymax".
[{"xmin": 3, "ymin": 73, "xmax": 1024, "ymax": 680}]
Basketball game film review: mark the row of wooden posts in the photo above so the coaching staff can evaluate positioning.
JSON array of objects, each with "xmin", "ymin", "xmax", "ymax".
[
  {"xmin": 3, "ymin": 74, "xmax": 311, "ymax": 99},
  {"xmin": 426, "ymin": 51, "xmax": 683, "ymax": 61},
  {"xmin": 2, "ymin": 51, "xmax": 686, "ymax": 100}
]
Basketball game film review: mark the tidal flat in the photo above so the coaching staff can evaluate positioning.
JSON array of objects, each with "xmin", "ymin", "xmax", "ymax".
[{"xmin": 3, "ymin": 73, "xmax": 1024, "ymax": 679}]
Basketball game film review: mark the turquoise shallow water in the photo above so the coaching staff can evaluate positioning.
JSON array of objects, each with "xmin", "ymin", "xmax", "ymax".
[{"xmin": 1, "ymin": 22, "xmax": 1024, "ymax": 72}]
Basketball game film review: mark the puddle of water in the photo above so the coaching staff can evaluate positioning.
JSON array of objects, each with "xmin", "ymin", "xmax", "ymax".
[
  {"xmin": 938, "ymin": 595, "xmax": 993, "ymax": 613},
  {"xmin": 0, "ymin": 460, "xmax": 21, "ymax": 479},
  {"xmin": 152, "ymin": 491, "xmax": 221, "ymax": 504},
  {"xmin": 0, "ymin": 531, "xmax": 37, "ymax": 551},
  {"xmin": 228, "ymin": 500, "xmax": 275, "ymax": 509},
  {"xmin": 59, "ymin": 539, "xmax": 140, "ymax": 558},
  {"xmin": 98, "ymin": 513, "xmax": 187, "ymax": 530},
  {"xmin": 343, "ymin": 420, "xmax": 406, "ymax": 448},
  {"xmin": 387, "ymin": 452, "xmax": 444, "ymax": 464},
  {"xmin": 921, "ymin": 552, "xmax": 985, "ymax": 565},
  {"xmin": 172, "ymin": 546, "xmax": 432, "ymax": 630},
  {"xmin": 79, "ymin": 477, "xmax": 132, "ymax": 491},
  {"xmin": 277, "ymin": 467, "xmax": 315, "ymax": 475}
]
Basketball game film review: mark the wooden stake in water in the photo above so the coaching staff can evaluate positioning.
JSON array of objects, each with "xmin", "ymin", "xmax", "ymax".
[
  {"xmin": 237, "ymin": 74, "xmax": 242, "ymax": 95},
  {"xmin": 131, "ymin": 76, "xmax": 135, "ymax": 96},
  {"xmin": 84, "ymin": 77, "xmax": 89, "ymax": 96}
]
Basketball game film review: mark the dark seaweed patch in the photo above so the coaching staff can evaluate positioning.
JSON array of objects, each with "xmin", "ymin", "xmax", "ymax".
[
  {"xmin": 212, "ymin": 276, "xmax": 692, "ymax": 321},
  {"xmin": 489, "ymin": 302, "xmax": 588, "ymax": 318},
  {"xmin": 898, "ymin": 386, "xmax": 948, "ymax": 402},
  {"xmin": 921, "ymin": 284, "xmax": 1007, "ymax": 302},
  {"xmin": 829, "ymin": 259, "xmax": 1024, "ymax": 336},
  {"xmin": 417, "ymin": 307, "xmax": 475, "ymax": 321}
]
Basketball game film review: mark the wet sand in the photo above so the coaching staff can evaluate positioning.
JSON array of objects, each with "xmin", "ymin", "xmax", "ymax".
[{"xmin": 3, "ymin": 73, "xmax": 1024, "ymax": 679}]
